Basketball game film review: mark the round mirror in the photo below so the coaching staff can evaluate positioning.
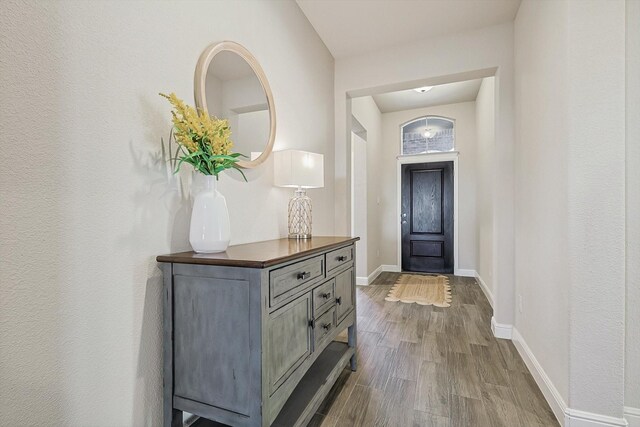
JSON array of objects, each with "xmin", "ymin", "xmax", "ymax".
[{"xmin": 194, "ymin": 41, "xmax": 276, "ymax": 169}]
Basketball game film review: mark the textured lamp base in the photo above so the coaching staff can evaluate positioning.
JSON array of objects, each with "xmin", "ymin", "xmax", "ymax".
[{"xmin": 288, "ymin": 188, "xmax": 312, "ymax": 239}]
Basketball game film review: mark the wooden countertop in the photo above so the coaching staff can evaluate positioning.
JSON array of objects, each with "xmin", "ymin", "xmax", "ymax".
[{"xmin": 156, "ymin": 236, "xmax": 359, "ymax": 268}]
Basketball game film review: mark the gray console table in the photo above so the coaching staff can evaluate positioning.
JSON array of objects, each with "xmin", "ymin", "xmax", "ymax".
[{"xmin": 157, "ymin": 236, "xmax": 359, "ymax": 427}]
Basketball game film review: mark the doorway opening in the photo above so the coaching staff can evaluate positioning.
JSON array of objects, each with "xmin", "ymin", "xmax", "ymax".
[{"xmin": 347, "ymin": 74, "xmax": 494, "ymax": 285}]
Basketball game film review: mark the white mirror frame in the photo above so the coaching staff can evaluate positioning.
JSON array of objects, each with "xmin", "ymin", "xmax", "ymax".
[{"xmin": 194, "ymin": 41, "xmax": 276, "ymax": 169}]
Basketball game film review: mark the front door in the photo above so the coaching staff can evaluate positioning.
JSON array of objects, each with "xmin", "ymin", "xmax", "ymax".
[{"xmin": 401, "ymin": 161, "xmax": 454, "ymax": 273}]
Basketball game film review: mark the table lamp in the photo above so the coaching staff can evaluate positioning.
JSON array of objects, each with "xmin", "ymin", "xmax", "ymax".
[{"xmin": 274, "ymin": 150, "xmax": 324, "ymax": 239}]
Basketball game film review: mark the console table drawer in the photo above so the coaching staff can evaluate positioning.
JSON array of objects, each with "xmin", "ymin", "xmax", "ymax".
[
  {"xmin": 312, "ymin": 279, "xmax": 335, "ymax": 315},
  {"xmin": 326, "ymin": 246, "xmax": 353, "ymax": 273},
  {"xmin": 270, "ymin": 255, "xmax": 324, "ymax": 307},
  {"xmin": 313, "ymin": 306, "xmax": 336, "ymax": 349}
]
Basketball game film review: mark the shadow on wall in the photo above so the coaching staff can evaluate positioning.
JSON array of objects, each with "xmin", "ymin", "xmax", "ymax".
[
  {"xmin": 127, "ymin": 94, "xmax": 194, "ymax": 425},
  {"xmin": 133, "ymin": 265, "xmax": 164, "ymax": 426}
]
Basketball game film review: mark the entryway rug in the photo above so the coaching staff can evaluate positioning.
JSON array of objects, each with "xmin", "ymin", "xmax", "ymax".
[{"xmin": 384, "ymin": 274, "xmax": 452, "ymax": 307}]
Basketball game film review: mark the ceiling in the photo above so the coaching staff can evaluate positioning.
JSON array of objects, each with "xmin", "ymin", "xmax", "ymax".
[
  {"xmin": 371, "ymin": 79, "xmax": 482, "ymax": 113},
  {"xmin": 207, "ymin": 51, "xmax": 255, "ymax": 81},
  {"xmin": 296, "ymin": 0, "xmax": 521, "ymax": 59}
]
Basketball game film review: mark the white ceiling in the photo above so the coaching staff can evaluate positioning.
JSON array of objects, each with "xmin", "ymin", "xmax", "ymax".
[
  {"xmin": 372, "ymin": 79, "xmax": 482, "ymax": 113},
  {"xmin": 296, "ymin": 0, "xmax": 521, "ymax": 59},
  {"xmin": 207, "ymin": 51, "xmax": 255, "ymax": 81}
]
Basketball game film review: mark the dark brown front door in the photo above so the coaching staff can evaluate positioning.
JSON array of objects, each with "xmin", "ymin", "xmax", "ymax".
[{"xmin": 401, "ymin": 161, "xmax": 454, "ymax": 273}]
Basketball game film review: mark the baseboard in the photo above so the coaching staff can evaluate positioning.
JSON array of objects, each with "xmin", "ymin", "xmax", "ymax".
[
  {"xmin": 491, "ymin": 316, "xmax": 513, "ymax": 339},
  {"xmin": 356, "ymin": 265, "xmax": 383, "ymax": 286},
  {"xmin": 474, "ymin": 272, "xmax": 494, "ymax": 308},
  {"xmin": 454, "ymin": 268, "xmax": 476, "ymax": 277},
  {"xmin": 625, "ymin": 407, "xmax": 640, "ymax": 427},
  {"xmin": 512, "ymin": 327, "xmax": 567, "ymax": 425},
  {"xmin": 355, "ymin": 276, "xmax": 368, "ymax": 286},
  {"xmin": 381, "ymin": 264, "xmax": 401, "ymax": 272},
  {"xmin": 512, "ymin": 327, "xmax": 630, "ymax": 427},
  {"xmin": 565, "ymin": 409, "xmax": 629, "ymax": 427}
]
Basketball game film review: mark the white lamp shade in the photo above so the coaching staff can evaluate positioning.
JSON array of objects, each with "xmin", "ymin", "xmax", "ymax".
[{"xmin": 274, "ymin": 150, "xmax": 324, "ymax": 188}]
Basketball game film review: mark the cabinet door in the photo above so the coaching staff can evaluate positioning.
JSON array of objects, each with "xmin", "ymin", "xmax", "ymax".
[
  {"xmin": 267, "ymin": 293, "xmax": 312, "ymax": 394},
  {"xmin": 335, "ymin": 268, "xmax": 354, "ymax": 323},
  {"xmin": 173, "ymin": 275, "xmax": 251, "ymax": 416}
]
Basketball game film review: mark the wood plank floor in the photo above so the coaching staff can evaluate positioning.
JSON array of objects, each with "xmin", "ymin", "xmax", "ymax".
[{"xmin": 308, "ymin": 273, "xmax": 559, "ymax": 427}]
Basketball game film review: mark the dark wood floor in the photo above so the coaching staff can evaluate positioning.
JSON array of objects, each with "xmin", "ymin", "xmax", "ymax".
[{"xmin": 308, "ymin": 273, "xmax": 559, "ymax": 427}]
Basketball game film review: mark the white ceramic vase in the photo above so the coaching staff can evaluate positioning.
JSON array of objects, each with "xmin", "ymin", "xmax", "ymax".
[{"xmin": 189, "ymin": 174, "xmax": 231, "ymax": 253}]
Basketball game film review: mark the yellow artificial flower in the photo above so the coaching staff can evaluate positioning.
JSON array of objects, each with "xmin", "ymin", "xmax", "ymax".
[{"xmin": 160, "ymin": 92, "xmax": 244, "ymax": 178}]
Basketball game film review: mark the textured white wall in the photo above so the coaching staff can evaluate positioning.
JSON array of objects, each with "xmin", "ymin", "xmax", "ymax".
[
  {"xmin": 475, "ymin": 78, "xmax": 495, "ymax": 298},
  {"xmin": 0, "ymin": 1, "xmax": 334, "ymax": 425},
  {"xmin": 514, "ymin": 0, "xmax": 570, "ymax": 403},
  {"xmin": 379, "ymin": 102, "xmax": 477, "ymax": 271},
  {"xmin": 566, "ymin": 0, "xmax": 626, "ymax": 417},
  {"xmin": 351, "ymin": 97, "xmax": 382, "ymax": 276},
  {"xmin": 334, "ymin": 22, "xmax": 516, "ymax": 328},
  {"xmin": 351, "ymin": 132, "xmax": 368, "ymax": 278},
  {"xmin": 625, "ymin": 0, "xmax": 640, "ymax": 417},
  {"xmin": 515, "ymin": 0, "xmax": 627, "ymax": 419}
]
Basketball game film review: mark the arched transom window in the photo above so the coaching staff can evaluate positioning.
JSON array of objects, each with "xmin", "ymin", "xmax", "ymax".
[{"xmin": 401, "ymin": 116, "xmax": 455, "ymax": 155}]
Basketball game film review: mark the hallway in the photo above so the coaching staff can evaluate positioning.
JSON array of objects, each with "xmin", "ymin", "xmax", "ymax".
[{"xmin": 310, "ymin": 273, "xmax": 558, "ymax": 427}]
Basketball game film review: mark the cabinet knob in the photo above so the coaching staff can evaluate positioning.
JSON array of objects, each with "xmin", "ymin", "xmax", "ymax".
[
  {"xmin": 308, "ymin": 319, "xmax": 316, "ymax": 329},
  {"xmin": 337, "ymin": 256, "xmax": 347, "ymax": 262},
  {"xmin": 322, "ymin": 323, "xmax": 331, "ymax": 331},
  {"xmin": 336, "ymin": 296, "xmax": 342, "ymax": 305},
  {"xmin": 321, "ymin": 292, "xmax": 331, "ymax": 299},
  {"xmin": 297, "ymin": 271, "xmax": 311, "ymax": 280}
]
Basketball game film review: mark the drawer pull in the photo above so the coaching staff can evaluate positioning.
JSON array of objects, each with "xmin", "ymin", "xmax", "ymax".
[
  {"xmin": 337, "ymin": 255, "xmax": 347, "ymax": 262},
  {"xmin": 321, "ymin": 323, "xmax": 331, "ymax": 331},
  {"xmin": 297, "ymin": 271, "xmax": 311, "ymax": 280},
  {"xmin": 321, "ymin": 292, "xmax": 331, "ymax": 299},
  {"xmin": 336, "ymin": 296, "xmax": 342, "ymax": 305}
]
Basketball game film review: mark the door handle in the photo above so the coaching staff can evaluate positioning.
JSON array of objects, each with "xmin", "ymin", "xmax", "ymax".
[
  {"xmin": 336, "ymin": 296, "xmax": 342, "ymax": 305},
  {"xmin": 402, "ymin": 220, "xmax": 407, "ymax": 225}
]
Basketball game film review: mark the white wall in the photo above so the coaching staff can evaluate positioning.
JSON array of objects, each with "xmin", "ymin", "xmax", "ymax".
[
  {"xmin": 626, "ymin": 0, "xmax": 640, "ymax": 421},
  {"xmin": 351, "ymin": 132, "xmax": 368, "ymax": 279},
  {"xmin": 514, "ymin": 0, "xmax": 570, "ymax": 404},
  {"xmin": 475, "ymin": 77, "xmax": 495, "ymax": 300},
  {"xmin": 566, "ymin": 0, "xmax": 626, "ymax": 417},
  {"xmin": 351, "ymin": 96, "xmax": 382, "ymax": 277},
  {"xmin": 334, "ymin": 22, "xmax": 516, "ymax": 328},
  {"xmin": 0, "ymin": 1, "xmax": 334, "ymax": 425},
  {"xmin": 514, "ymin": 0, "xmax": 626, "ymax": 422},
  {"xmin": 379, "ymin": 102, "xmax": 477, "ymax": 272}
]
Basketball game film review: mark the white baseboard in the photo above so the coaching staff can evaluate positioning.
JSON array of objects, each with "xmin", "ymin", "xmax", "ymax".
[
  {"xmin": 474, "ymin": 272, "xmax": 494, "ymax": 308},
  {"xmin": 381, "ymin": 264, "xmax": 401, "ymax": 272},
  {"xmin": 356, "ymin": 265, "xmax": 384, "ymax": 286},
  {"xmin": 565, "ymin": 409, "xmax": 629, "ymax": 427},
  {"xmin": 512, "ymin": 327, "xmax": 630, "ymax": 427},
  {"xmin": 356, "ymin": 276, "xmax": 368, "ymax": 286},
  {"xmin": 454, "ymin": 268, "xmax": 476, "ymax": 277},
  {"xmin": 625, "ymin": 407, "xmax": 640, "ymax": 427},
  {"xmin": 512, "ymin": 327, "xmax": 567, "ymax": 425},
  {"xmin": 491, "ymin": 316, "xmax": 513, "ymax": 339}
]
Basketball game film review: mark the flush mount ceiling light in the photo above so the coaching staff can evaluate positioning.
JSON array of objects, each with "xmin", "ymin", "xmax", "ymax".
[{"xmin": 413, "ymin": 86, "xmax": 433, "ymax": 93}]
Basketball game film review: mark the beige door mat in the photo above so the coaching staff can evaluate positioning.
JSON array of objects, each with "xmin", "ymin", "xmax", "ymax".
[{"xmin": 384, "ymin": 274, "xmax": 452, "ymax": 307}]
